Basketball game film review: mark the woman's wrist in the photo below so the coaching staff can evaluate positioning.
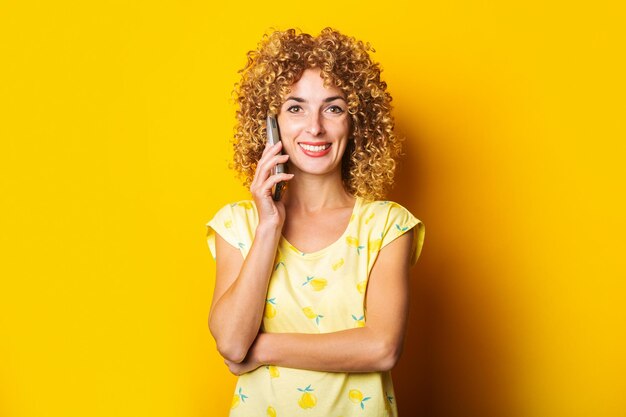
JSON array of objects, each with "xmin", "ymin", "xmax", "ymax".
[
  {"xmin": 254, "ymin": 222, "xmax": 283, "ymax": 241},
  {"xmin": 252, "ymin": 332, "xmax": 272, "ymax": 366}
]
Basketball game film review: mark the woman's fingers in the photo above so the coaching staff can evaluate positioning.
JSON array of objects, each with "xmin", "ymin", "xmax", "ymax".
[
  {"xmin": 261, "ymin": 138, "xmax": 277, "ymax": 157},
  {"xmin": 261, "ymin": 153, "xmax": 289, "ymax": 175},
  {"xmin": 251, "ymin": 152, "xmax": 289, "ymax": 192},
  {"xmin": 251, "ymin": 142, "xmax": 284, "ymax": 188},
  {"xmin": 252, "ymin": 154, "xmax": 289, "ymax": 190},
  {"xmin": 253, "ymin": 171, "xmax": 294, "ymax": 199},
  {"xmin": 249, "ymin": 141, "xmax": 292, "ymax": 224},
  {"xmin": 258, "ymin": 172, "xmax": 294, "ymax": 198}
]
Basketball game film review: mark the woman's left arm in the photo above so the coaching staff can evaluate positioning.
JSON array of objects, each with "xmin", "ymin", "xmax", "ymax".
[{"xmin": 224, "ymin": 230, "xmax": 414, "ymax": 375}]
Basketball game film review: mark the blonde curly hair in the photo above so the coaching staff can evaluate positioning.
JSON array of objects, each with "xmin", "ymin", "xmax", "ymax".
[{"xmin": 231, "ymin": 27, "xmax": 403, "ymax": 201}]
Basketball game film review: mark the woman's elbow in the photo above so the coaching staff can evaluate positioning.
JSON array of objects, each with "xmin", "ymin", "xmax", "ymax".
[
  {"xmin": 213, "ymin": 328, "xmax": 249, "ymax": 363},
  {"xmin": 378, "ymin": 339, "xmax": 403, "ymax": 372},
  {"xmin": 209, "ymin": 321, "xmax": 249, "ymax": 363},
  {"xmin": 216, "ymin": 342, "xmax": 248, "ymax": 363}
]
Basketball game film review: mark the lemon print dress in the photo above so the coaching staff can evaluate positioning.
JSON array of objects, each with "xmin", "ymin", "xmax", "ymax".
[{"xmin": 206, "ymin": 197, "xmax": 425, "ymax": 416}]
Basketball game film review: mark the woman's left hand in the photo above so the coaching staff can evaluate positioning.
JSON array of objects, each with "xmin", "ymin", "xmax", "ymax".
[
  {"xmin": 223, "ymin": 334, "xmax": 266, "ymax": 375},
  {"xmin": 224, "ymin": 356, "xmax": 261, "ymax": 376}
]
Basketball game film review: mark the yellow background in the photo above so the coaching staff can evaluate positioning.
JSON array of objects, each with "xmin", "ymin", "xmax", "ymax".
[{"xmin": 1, "ymin": 1, "xmax": 624, "ymax": 416}]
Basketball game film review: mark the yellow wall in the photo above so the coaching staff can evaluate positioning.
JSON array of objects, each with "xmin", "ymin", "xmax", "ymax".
[{"xmin": 1, "ymin": 1, "xmax": 624, "ymax": 416}]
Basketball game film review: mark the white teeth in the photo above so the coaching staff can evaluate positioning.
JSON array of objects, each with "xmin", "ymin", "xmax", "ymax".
[{"xmin": 300, "ymin": 143, "xmax": 330, "ymax": 152}]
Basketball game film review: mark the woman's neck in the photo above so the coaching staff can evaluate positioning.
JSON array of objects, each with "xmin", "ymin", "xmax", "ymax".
[{"xmin": 282, "ymin": 170, "xmax": 354, "ymax": 213}]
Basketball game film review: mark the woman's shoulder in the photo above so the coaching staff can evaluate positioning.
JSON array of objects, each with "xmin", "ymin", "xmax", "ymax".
[
  {"xmin": 212, "ymin": 199, "xmax": 256, "ymax": 216},
  {"xmin": 357, "ymin": 198, "xmax": 415, "ymax": 217},
  {"xmin": 227, "ymin": 199, "xmax": 256, "ymax": 212},
  {"xmin": 356, "ymin": 198, "xmax": 423, "ymax": 232},
  {"xmin": 207, "ymin": 199, "xmax": 258, "ymax": 229},
  {"xmin": 356, "ymin": 198, "xmax": 425, "ymax": 264}
]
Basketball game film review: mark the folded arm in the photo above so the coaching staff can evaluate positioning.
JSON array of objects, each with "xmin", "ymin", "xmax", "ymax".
[
  {"xmin": 209, "ymin": 225, "xmax": 281, "ymax": 363},
  {"xmin": 224, "ymin": 231, "xmax": 414, "ymax": 374}
]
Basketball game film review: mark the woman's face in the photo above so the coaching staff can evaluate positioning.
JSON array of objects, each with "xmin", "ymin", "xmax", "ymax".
[{"xmin": 276, "ymin": 67, "xmax": 351, "ymax": 178}]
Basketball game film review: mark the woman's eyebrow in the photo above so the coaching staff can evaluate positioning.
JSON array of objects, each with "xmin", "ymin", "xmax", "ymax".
[{"xmin": 285, "ymin": 96, "xmax": 347, "ymax": 103}]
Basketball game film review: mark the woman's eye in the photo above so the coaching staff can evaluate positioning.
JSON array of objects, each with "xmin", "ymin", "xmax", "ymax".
[
  {"xmin": 327, "ymin": 105, "xmax": 344, "ymax": 114},
  {"xmin": 287, "ymin": 105, "xmax": 302, "ymax": 113}
]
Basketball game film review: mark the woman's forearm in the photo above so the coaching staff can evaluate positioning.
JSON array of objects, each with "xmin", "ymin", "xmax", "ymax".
[
  {"xmin": 209, "ymin": 224, "xmax": 281, "ymax": 363},
  {"xmin": 254, "ymin": 327, "xmax": 400, "ymax": 373}
]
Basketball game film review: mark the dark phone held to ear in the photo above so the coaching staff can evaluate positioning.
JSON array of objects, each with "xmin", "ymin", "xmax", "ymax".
[{"xmin": 266, "ymin": 114, "xmax": 286, "ymax": 201}]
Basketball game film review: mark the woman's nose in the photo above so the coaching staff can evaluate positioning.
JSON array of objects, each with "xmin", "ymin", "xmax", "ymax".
[{"xmin": 305, "ymin": 112, "xmax": 325, "ymax": 136}]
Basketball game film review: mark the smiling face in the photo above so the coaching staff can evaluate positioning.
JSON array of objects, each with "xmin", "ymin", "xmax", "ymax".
[{"xmin": 276, "ymin": 67, "xmax": 351, "ymax": 178}]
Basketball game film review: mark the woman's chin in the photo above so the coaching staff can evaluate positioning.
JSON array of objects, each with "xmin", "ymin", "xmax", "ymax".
[{"xmin": 290, "ymin": 163, "xmax": 341, "ymax": 177}]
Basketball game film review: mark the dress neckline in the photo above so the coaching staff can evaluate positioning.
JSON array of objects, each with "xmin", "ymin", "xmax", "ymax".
[{"xmin": 279, "ymin": 197, "xmax": 362, "ymax": 260}]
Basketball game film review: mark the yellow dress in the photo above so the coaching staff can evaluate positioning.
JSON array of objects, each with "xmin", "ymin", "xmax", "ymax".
[{"xmin": 206, "ymin": 197, "xmax": 425, "ymax": 416}]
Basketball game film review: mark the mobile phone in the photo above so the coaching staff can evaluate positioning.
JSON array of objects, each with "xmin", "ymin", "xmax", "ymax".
[{"xmin": 266, "ymin": 114, "xmax": 286, "ymax": 201}]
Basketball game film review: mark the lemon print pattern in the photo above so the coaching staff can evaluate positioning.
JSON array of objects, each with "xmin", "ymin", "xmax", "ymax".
[
  {"xmin": 231, "ymin": 387, "xmax": 248, "ymax": 409},
  {"xmin": 346, "ymin": 236, "xmax": 365, "ymax": 255},
  {"xmin": 266, "ymin": 365, "xmax": 280, "ymax": 378},
  {"xmin": 302, "ymin": 276, "xmax": 327, "ymax": 291},
  {"xmin": 395, "ymin": 223, "xmax": 409, "ymax": 232},
  {"xmin": 205, "ymin": 198, "xmax": 423, "ymax": 417},
  {"xmin": 297, "ymin": 385, "xmax": 317, "ymax": 409},
  {"xmin": 349, "ymin": 389, "xmax": 371, "ymax": 410},
  {"xmin": 264, "ymin": 298, "xmax": 277, "ymax": 319},
  {"xmin": 332, "ymin": 258, "xmax": 344, "ymax": 271},
  {"xmin": 274, "ymin": 249, "xmax": 285, "ymax": 270},
  {"xmin": 302, "ymin": 307, "xmax": 324, "ymax": 325},
  {"xmin": 237, "ymin": 201, "xmax": 254, "ymax": 210},
  {"xmin": 274, "ymin": 259, "xmax": 285, "ymax": 270},
  {"xmin": 369, "ymin": 237, "xmax": 382, "ymax": 253},
  {"xmin": 352, "ymin": 314, "xmax": 365, "ymax": 327}
]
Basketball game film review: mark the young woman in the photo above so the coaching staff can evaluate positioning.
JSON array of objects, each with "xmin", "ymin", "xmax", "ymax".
[{"xmin": 206, "ymin": 27, "xmax": 425, "ymax": 416}]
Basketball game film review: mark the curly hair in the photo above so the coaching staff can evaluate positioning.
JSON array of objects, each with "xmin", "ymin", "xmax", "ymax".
[{"xmin": 231, "ymin": 27, "xmax": 403, "ymax": 201}]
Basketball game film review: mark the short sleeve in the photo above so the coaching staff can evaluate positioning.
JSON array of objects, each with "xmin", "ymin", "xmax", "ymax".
[
  {"xmin": 380, "ymin": 203, "xmax": 426, "ymax": 266},
  {"xmin": 205, "ymin": 204, "xmax": 240, "ymax": 259}
]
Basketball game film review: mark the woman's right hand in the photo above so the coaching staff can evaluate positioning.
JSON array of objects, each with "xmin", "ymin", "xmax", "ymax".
[{"xmin": 249, "ymin": 141, "xmax": 294, "ymax": 230}]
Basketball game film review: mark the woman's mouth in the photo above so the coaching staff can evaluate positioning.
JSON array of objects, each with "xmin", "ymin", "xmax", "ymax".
[{"xmin": 298, "ymin": 142, "xmax": 332, "ymax": 157}]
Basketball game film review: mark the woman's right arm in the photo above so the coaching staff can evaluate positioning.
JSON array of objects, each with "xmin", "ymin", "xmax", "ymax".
[{"xmin": 208, "ymin": 141, "xmax": 293, "ymax": 363}]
